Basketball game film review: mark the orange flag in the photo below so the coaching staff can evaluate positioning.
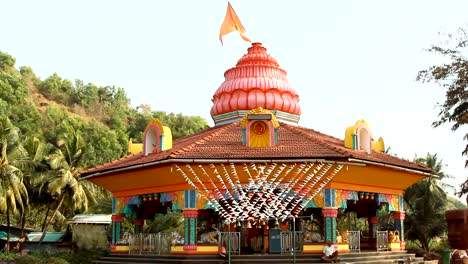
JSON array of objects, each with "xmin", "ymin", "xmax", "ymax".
[{"xmin": 219, "ymin": 2, "xmax": 251, "ymax": 45}]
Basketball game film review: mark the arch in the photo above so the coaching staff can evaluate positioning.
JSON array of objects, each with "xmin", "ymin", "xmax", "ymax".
[
  {"xmin": 357, "ymin": 126, "xmax": 371, "ymax": 154},
  {"xmin": 143, "ymin": 119, "xmax": 164, "ymax": 155}
]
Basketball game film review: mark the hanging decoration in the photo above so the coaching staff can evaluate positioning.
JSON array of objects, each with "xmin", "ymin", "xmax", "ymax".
[{"xmin": 175, "ymin": 162, "xmax": 343, "ymax": 224}]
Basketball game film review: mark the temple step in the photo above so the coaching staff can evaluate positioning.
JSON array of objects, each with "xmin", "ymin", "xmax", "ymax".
[{"xmin": 93, "ymin": 251, "xmax": 426, "ymax": 264}]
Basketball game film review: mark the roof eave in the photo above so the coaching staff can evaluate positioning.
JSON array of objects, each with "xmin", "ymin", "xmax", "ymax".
[
  {"xmin": 347, "ymin": 158, "xmax": 432, "ymax": 176},
  {"xmin": 81, "ymin": 157, "xmax": 364, "ymax": 180}
]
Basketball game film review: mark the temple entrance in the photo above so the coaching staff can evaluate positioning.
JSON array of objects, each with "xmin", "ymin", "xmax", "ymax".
[{"xmin": 243, "ymin": 223, "xmax": 269, "ymax": 254}]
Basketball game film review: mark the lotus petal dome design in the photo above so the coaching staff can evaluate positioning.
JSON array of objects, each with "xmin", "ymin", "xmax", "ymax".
[{"xmin": 211, "ymin": 42, "xmax": 301, "ymax": 125}]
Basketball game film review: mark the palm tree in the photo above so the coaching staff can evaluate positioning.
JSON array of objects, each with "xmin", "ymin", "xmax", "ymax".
[
  {"xmin": 39, "ymin": 126, "xmax": 96, "ymax": 244},
  {"xmin": 404, "ymin": 153, "xmax": 448, "ymax": 252},
  {"xmin": 21, "ymin": 136, "xmax": 52, "ymax": 235},
  {"xmin": 0, "ymin": 117, "xmax": 28, "ymax": 252}
]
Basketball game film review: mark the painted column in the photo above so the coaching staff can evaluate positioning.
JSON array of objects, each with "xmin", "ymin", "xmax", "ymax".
[
  {"xmin": 183, "ymin": 209, "xmax": 198, "ymax": 251},
  {"xmin": 323, "ymin": 188, "xmax": 338, "ymax": 243},
  {"xmin": 111, "ymin": 214, "xmax": 124, "ymax": 244},
  {"xmin": 368, "ymin": 216, "xmax": 379, "ymax": 241},
  {"xmin": 183, "ymin": 190, "xmax": 198, "ymax": 251},
  {"xmin": 322, "ymin": 208, "xmax": 338, "ymax": 243},
  {"xmin": 134, "ymin": 219, "xmax": 144, "ymax": 235},
  {"xmin": 393, "ymin": 211, "xmax": 406, "ymax": 250}
]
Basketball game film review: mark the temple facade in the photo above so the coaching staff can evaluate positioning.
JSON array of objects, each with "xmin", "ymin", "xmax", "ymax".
[{"xmin": 81, "ymin": 43, "xmax": 430, "ymax": 255}]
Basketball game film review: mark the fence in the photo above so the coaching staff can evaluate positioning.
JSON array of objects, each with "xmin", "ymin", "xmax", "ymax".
[
  {"xmin": 376, "ymin": 231, "xmax": 388, "ymax": 251},
  {"xmin": 347, "ymin": 231, "xmax": 360, "ymax": 252},
  {"xmin": 219, "ymin": 232, "xmax": 241, "ymax": 255},
  {"xmin": 128, "ymin": 233, "xmax": 172, "ymax": 255},
  {"xmin": 281, "ymin": 231, "xmax": 303, "ymax": 254}
]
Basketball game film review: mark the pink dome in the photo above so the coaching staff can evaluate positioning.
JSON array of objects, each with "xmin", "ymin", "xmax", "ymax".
[{"xmin": 211, "ymin": 43, "xmax": 301, "ymax": 124}]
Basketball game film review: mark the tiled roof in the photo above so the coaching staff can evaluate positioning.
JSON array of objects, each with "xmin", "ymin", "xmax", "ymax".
[{"xmin": 81, "ymin": 122, "xmax": 430, "ymax": 177}]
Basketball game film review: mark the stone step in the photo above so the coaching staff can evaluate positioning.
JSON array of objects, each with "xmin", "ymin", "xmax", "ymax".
[{"xmin": 93, "ymin": 252, "xmax": 428, "ymax": 264}]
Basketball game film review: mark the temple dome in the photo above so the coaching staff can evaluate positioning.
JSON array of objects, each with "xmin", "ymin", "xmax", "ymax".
[{"xmin": 211, "ymin": 42, "xmax": 301, "ymax": 125}]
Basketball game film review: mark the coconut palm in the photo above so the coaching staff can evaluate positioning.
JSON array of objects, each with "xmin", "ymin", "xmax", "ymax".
[
  {"xmin": 404, "ymin": 153, "xmax": 448, "ymax": 252},
  {"xmin": 21, "ymin": 136, "xmax": 52, "ymax": 234},
  {"xmin": 0, "ymin": 116, "xmax": 28, "ymax": 252},
  {"xmin": 38, "ymin": 126, "xmax": 97, "ymax": 244}
]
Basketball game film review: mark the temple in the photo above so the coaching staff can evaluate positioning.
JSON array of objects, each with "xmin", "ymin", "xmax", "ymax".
[{"xmin": 81, "ymin": 42, "xmax": 430, "ymax": 255}]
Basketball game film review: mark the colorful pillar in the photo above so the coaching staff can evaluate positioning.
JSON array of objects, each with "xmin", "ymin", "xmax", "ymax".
[
  {"xmin": 183, "ymin": 190, "xmax": 198, "ymax": 251},
  {"xmin": 183, "ymin": 209, "xmax": 198, "ymax": 251},
  {"xmin": 323, "ymin": 188, "xmax": 338, "ymax": 243},
  {"xmin": 111, "ymin": 214, "xmax": 124, "ymax": 244},
  {"xmin": 393, "ymin": 211, "xmax": 406, "ymax": 250},
  {"xmin": 322, "ymin": 208, "xmax": 338, "ymax": 243},
  {"xmin": 368, "ymin": 216, "xmax": 378, "ymax": 241},
  {"xmin": 134, "ymin": 219, "xmax": 144, "ymax": 235}
]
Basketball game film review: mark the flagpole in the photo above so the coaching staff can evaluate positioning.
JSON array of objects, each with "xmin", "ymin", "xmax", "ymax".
[{"xmin": 228, "ymin": 221, "xmax": 231, "ymax": 264}]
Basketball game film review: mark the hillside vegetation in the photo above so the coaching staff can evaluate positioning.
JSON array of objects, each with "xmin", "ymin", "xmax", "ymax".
[{"xmin": 0, "ymin": 50, "xmax": 209, "ymax": 234}]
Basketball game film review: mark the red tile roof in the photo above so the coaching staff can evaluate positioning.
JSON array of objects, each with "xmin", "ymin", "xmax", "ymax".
[{"xmin": 81, "ymin": 122, "xmax": 431, "ymax": 177}]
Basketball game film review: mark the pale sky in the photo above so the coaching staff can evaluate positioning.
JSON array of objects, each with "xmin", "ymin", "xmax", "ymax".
[{"xmin": 2, "ymin": 0, "xmax": 467, "ymax": 197}]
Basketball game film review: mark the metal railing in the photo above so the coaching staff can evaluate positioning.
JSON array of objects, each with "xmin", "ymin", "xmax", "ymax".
[
  {"xmin": 347, "ymin": 231, "xmax": 360, "ymax": 252},
  {"xmin": 376, "ymin": 231, "xmax": 388, "ymax": 251},
  {"xmin": 128, "ymin": 233, "xmax": 172, "ymax": 255},
  {"xmin": 219, "ymin": 232, "xmax": 241, "ymax": 255},
  {"xmin": 281, "ymin": 231, "xmax": 303, "ymax": 254}
]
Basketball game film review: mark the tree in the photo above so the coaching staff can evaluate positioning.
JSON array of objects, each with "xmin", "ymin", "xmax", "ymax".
[
  {"xmin": 417, "ymin": 28, "xmax": 468, "ymax": 193},
  {"xmin": 0, "ymin": 117, "xmax": 28, "ymax": 252},
  {"xmin": 404, "ymin": 153, "xmax": 448, "ymax": 252},
  {"xmin": 153, "ymin": 111, "xmax": 209, "ymax": 140},
  {"xmin": 0, "ymin": 51, "xmax": 15, "ymax": 72},
  {"xmin": 144, "ymin": 208, "xmax": 184, "ymax": 234},
  {"xmin": 38, "ymin": 126, "xmax": 96, "ymax": 244},
  {"xmin": 22, "ymin": 136, "xmax": 52, "ymax": 234}
]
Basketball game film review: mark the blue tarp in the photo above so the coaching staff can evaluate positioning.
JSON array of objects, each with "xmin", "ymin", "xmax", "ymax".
[
  {"xmin": 27, "ymin": 232, "xmax": 64, "ymax": 242},
  {"xmin": 0, "ymin": 231, "xmax": 20, "ymax": 241}
]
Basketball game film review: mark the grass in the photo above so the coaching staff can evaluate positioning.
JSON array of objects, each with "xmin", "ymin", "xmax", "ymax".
[{"xmin": 6, "ymin": 249, "xmax": 108, "ymax": 264}]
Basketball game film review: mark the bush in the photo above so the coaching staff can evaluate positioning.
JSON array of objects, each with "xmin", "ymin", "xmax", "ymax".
[
  {"xmin": 14, "ymin": 254, "xmax": 42, "ymax": 264},
  {"xmin": 61, "ymin": 249, "xmax": 108, "ymax": 264},
  {"xmin": 47, "ymin": 256, "xmax": 70, "ymax": 264},
  {"xmin": 0, "ymin": 251, "xmax": 17, "ymax": 261}
]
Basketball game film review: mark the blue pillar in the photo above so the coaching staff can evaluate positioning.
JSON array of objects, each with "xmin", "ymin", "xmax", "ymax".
[
  {"xmin": 183, "ymin": 190, "xmax": 198, "ymax": 251},
  {"xmin": 111, "ymin": 214, "xmax": 123, "ymax": 244}
]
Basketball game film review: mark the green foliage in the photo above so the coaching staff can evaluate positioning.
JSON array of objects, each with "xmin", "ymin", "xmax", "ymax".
[
  {"xmin": 19, "ymin": 66, "xmax": 41, "ymax": 87},
  {"xmin": 39, "ymin": 73, "xmax": 74, "ymax": 105},
  {"xmin": 153, "ymin": 111, "xmax": 209, "ymax": 139},
  {"xmin": 46, "ymin": 256, "xmax": 70, "ymax": 264},
  {"xmin": 14, "ymin": 254, "xmax": 42, "ymax": 264},
  {"xmin": 417, "ymin": 28, "xmax": 468, "ymax": 172},
  {"xmin": 336, "ymin": 211, "xmax": 369, "ymax": 237},
  {"xmin": 0, "ymin": 51, "xmax": 15, "ymax": 72},
  {"xmin": 0, "ymin": 49, "xmax": 210, "ymax": 236},
  {"xmin": 144, "ymin": 208, "xmax": 184, "ymax": 234},
  {"xmin": 447, "ymin": 196, "xmax": 466, "ymax": 209},
  {"xmin": 0, "ymin": 251, "xmax": 17, "ymax": 260},
  {"xmin": 59, "ymin": 249, "xmax": 108, "ymax": 264},
  {"xmin": 404, "ymin": 153, "xmax": 449, "ymax": 252},
  {"xmin": 0, "ymin": 72, "xmax": 28, "ymax": 105},
  {"xmin": 0, "ymin": 116, "xmax": 29, "ymax": 219},
  {"xmin": 72, "ymin": 224, "xmax": 109, "ymax": 250}
]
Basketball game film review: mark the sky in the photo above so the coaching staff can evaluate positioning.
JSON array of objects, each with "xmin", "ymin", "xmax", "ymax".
[{"xmin": 1, "ymin": 1, "xmax": 467, "ymax": 197}]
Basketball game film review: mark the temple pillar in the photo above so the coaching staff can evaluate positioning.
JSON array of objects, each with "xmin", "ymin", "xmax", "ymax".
[
  {"xmin": 134, "ymin": 219, "xmax": 144, "ymax": 235},
  {"xmin": 111, "ymin": 214, "xmax": 124, "ymax": 244},
  {"xmin": 393, "ymin": 211, "xmax": 406, "ymax": 250},
  {"xmin": 323, "ymin": 188, "xmax": 338, "ymax": 243},
  {"xmin": 368, "ymin": 216, "xmax": 379, "ymax": 241},
  {"xmin": 183, "ymin": 189, "xmax": 198, "ymax": 251},
  {"xmin": 322, "ymin": 208, "xmax": 338, "ymax": 243},
  {"xmin": 183, "ymin": 209, "xmax": 199, "ymax": 251}
]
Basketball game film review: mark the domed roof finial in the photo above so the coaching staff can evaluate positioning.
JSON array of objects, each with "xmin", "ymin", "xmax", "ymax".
[{"xmin": 211, "ymin": 42, "xmax": 301, "ymax": 125}]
